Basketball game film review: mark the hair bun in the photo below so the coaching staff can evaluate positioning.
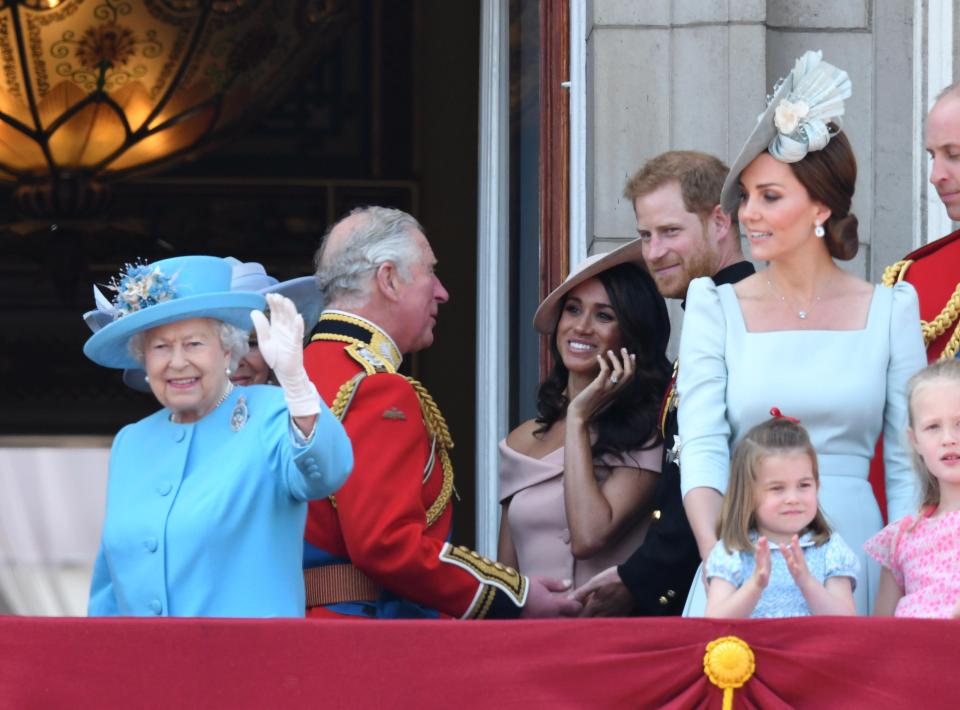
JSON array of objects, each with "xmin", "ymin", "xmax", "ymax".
[{"xmin": 826, "ymin": 213, "xmax": 859, "ymax": 261}]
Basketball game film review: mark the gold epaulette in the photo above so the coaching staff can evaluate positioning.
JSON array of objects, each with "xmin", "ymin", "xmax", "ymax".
[
  {"xmin": 880, "ymin": 259, "xmax": 911, "ymax": 287},
  {"xmin": 881, "ymin": 258, "xmax": 960, "ymax": 359},
  {"xmin": 326, "ymin": 373, "xmax": 367, "ymax": 510}
]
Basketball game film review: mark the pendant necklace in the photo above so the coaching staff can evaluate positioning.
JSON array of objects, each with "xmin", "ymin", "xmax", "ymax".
[{"xmin": 767, "ymin": 278, "xmax": 821, "ymax": 320}]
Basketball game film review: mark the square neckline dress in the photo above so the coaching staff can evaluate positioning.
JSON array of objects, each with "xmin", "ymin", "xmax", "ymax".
[{"xmin": 677, "ymin": 277, "xmax": 926, "ymax": 615}]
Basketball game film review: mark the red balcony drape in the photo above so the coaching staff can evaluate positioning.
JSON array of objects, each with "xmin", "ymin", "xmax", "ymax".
[{"xmin": 0, "ymin": 616, "xmax": 955, "ymax": 709}]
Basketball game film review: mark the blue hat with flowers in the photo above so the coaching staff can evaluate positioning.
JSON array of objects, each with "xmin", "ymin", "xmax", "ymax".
[{"xmin": 84, "ymin": 255, "xmax": 265, "ymax": 370}]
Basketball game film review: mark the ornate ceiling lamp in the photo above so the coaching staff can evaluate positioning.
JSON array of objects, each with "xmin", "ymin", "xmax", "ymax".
[{"xmin": 0, "ymin": 0, "xmax": 347, "ymax": 218}]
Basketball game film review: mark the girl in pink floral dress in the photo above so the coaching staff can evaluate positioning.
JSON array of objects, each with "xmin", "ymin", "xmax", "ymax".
[{"xmin": 866, "ymin": 359, "xmax": 960, "ymax": 618}]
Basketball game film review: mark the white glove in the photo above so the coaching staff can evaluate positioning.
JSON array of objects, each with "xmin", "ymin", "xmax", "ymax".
[{"xmin": 250, "ymin": 293, "xmax": 320, "ymax": 418}]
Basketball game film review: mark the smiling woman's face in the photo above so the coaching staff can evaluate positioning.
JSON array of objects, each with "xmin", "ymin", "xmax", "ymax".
[
  {"xmin": 555, "ymin": 277, "xmax": 622, "ymax": 376},
  {"xmin": 142, "ymin": 317, "xmax": 231, "ymax": 423},
  {"xmin": 230, "ymin": 332, "xmax": 271, "ymax": 386}
]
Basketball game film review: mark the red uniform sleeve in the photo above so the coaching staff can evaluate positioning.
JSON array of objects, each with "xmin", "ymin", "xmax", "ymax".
[{"xmin": 332, "ymin": 373, "xmax": 524, "ymax": 618}]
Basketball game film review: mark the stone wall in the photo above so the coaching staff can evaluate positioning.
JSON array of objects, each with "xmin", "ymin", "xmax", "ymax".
[{"xmin": 587, "ymin": 0, "xmax": 921, "ymax": 283}]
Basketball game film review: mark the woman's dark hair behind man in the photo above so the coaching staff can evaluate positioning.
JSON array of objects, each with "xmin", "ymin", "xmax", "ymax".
[{"xmin": 535, "ymin": 262, "xmax": 672, "ymax": 458}]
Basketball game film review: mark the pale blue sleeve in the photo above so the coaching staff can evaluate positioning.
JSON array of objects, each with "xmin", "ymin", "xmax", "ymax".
[
  {"xmin": 287, "ymin": 399, "xmax": 354, "ymax": 501},
  {"xmin": 823, "ymin": 534, "xmax": 860, "ymax": 588},
  {"xmin": 677, "ymin": 277, "xmax": 733, "ymax": 498},
  {"xmin": 87, "ymin": 543, "xmax": 119, "ymax": 616},
  {"xmin": 705, "ymin": 540, "xmax": 745, "ymax": 588},
  {"xmin": 258, "ymin": 387, "xmax": 354, "ymax": 502},
  {"xmin": 882, "ymin": 283, "xmax": 926, "ymax": 522}
]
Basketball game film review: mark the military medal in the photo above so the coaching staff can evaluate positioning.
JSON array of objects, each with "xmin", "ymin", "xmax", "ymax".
[{"xmin": 665, "ymin": 435, "xmax": 682, "ymax": 467}]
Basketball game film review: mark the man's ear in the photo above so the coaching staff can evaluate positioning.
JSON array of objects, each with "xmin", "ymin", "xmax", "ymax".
[
  {"xmin": 709, "ymin": 204, "xmax": 733, "ymax": 240},
  {"xmin": 375, "ymin": 261, "xmax": 402, "ymax": 302}
]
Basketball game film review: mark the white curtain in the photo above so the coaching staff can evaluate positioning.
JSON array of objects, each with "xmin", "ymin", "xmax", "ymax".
[{"xmin": 0, "ymin": 443, "xmax": 109, "ymax": 616}]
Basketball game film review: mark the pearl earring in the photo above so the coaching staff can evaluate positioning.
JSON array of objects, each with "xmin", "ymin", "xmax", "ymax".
[
  {"xmin": 814, "ymin": 223, "xmax": 825, "ymax": 238},
  {"xmin": 225, "ymin": 367, "xmax": 232, "ymax": 376}
]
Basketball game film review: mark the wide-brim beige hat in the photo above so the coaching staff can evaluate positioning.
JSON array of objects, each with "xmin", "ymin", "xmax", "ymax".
[{"xmin": 533, "ymin": 238, "xmax": 646, "ymax": 334}]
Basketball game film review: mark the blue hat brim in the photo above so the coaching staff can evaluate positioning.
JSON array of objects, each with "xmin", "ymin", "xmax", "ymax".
[
  {"xmin": 720, "ymin": 73, "xmax": 794, "ymax": 214},
  {"xmin": 262, "ymin": 276, "xmax": 324, "ymax": 331},
  {"xmin": 83, "ymin": 291, "xmax": 265, "ymax": 370}
]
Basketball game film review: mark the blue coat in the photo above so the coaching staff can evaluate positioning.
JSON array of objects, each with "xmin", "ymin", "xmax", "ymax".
[{"xmin": 88, "ymin": 385, "xmax": 353, "ymax": 617}]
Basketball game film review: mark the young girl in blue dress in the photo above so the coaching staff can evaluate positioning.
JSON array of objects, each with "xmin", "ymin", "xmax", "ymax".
[{"xmin": 704, "ymin": 412, "xmax": 859, "ymax": 618}]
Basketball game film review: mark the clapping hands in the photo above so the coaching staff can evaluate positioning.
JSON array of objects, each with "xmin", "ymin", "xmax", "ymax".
[
  {"xmin": 781, "ymin": 534, "xmax": 814, "ymax": 586},
  {"xmin": 750, "ymin": 536, "xmax": 772, "ymax": 591}
]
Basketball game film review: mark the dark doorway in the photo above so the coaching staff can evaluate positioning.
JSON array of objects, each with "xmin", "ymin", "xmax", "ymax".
[{"xmin": 0, "ymin": 0, "xmax": 481, "ymax": 545}]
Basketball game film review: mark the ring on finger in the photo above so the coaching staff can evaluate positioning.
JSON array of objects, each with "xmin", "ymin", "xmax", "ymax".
[{"xmin": 610, "ymin": 374, "xmax": 619, "ymax": 385}]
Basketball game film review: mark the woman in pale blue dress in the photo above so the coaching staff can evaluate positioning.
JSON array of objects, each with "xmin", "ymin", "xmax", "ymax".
[{"xmin": 678, "ymin": 51, "xmax": 926, "ymax": 615}]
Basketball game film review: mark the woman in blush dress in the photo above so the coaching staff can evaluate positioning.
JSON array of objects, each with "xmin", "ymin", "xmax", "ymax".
[{"xmin": 498, "ymin": 240, "xmax": 672, "ymax": 593}]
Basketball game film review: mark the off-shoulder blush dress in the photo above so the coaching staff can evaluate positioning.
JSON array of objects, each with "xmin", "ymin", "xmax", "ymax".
[{"xmin": 500, "ymin": 440, "xmax": 661, "ymax": 587}]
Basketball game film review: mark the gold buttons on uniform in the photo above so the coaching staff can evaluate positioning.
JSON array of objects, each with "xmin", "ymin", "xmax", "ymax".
[
  {"xmin": 658, "ymin": 596, "xmax": 669, "ymax": 606},
  {"xmin": 652, "ymin": 510, "xmax": 662, "ymax": 520},
  {"xmin": 667, "ymin": 589, "xmax": 676, "ymax": 598}
]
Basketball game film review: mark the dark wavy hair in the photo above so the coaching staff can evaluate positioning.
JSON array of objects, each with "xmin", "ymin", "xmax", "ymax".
[{"xmin": 535, "ymin": 262, "xmax": 671, "ymax": 458}]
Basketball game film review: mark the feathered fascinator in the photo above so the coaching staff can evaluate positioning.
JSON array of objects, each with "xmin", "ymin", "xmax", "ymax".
[{"xmin": 720, "ymin": 50, "xmax": 852, "ymax": 213}]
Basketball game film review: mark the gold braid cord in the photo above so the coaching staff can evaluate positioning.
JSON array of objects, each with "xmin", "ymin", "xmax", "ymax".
[
  {"xmin": 327, "ymin": 374, "xmax": 454, "ymax": 522},
  {"xmin": 881, "ymin": 259, "xmax": 960, "ymax": 360},
  {"xmin": 405, "ymin": 376, "xmax": 455, "ymax": 527}
]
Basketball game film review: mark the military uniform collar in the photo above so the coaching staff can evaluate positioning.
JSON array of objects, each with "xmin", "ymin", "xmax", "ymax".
[{"xmin": 314, "ymin": 310, "xmax": 403, "ymax": 372}]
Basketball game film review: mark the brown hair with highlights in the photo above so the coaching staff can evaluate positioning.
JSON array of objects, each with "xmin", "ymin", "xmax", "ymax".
[
  {"xmin": 623, "ymin": 150, "xmax": 731, "ymax": 223},
  {"xmin": 718, "ymin": 416, "xmax": 832, "ymax": 553}
]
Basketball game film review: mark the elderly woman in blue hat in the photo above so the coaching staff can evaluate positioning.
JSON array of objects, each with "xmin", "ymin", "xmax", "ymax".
[
  {"xmin": 84, "ymin": 255, "xmax": 352, "ymax": 617},
  {"xmin": 85, "ymin": 257, "xmax": 325, "ymax": 391}
]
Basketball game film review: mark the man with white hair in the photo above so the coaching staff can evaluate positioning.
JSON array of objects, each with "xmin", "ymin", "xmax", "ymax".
[{"xmin": 302, "ymin": 206, "xmax": 581, "ymax": 619}]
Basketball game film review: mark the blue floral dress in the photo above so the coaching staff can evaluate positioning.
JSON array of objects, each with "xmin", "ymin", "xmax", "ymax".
[{"xmin": 705, "ymin": 532, "xmax": 859, "ymax": 618}]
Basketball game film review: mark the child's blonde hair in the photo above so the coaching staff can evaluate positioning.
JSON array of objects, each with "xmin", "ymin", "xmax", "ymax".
[
  {"xmin": 718, "ymin": 416, "xmax": 832, "ymax": 553},
  {"xmin": 906, "ymin": 359, "xmax": 960, "ymax": 511}
]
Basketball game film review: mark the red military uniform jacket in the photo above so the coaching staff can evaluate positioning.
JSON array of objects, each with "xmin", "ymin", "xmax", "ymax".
[
  {"xmin": 883, "ymin": 228, "xmax": 960, "ymax": 361},
  {"xmin": 302, "ymin": 311, "xmax": 527, "ymax": 619},
  {"xmin": 871, "ymin": 229, "xmax": 960, "ymax": 516}
]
